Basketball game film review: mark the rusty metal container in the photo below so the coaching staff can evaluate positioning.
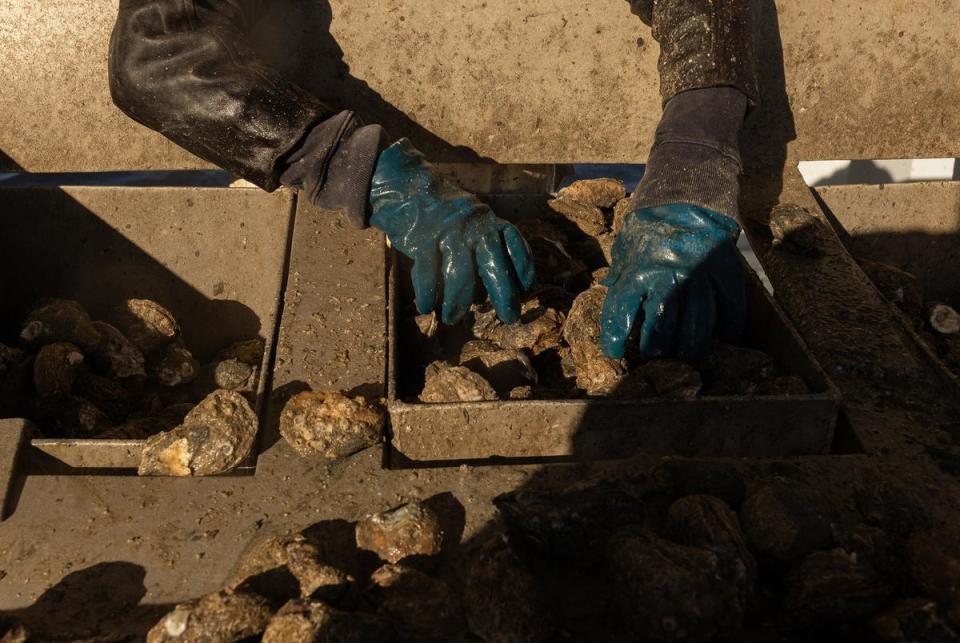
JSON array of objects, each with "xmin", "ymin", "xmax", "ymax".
[
  {"xmin": 386, "ymin": 196, "xmax": 841, "ymax": 466},
  {"xmin": 0, "ymin": 184, "xmax": 294, "ymax": 471}
]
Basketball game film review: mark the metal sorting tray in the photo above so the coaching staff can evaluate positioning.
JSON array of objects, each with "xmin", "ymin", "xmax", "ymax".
[
  {"xmin": 0, "ymin": 185, "xmax": 294, "ymax": 471},
  {"xmin": 387, "ymin": 223, "xmax": 841, "ymax": 466}
]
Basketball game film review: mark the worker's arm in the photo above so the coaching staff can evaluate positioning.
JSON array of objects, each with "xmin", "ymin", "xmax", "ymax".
[
  {"xmin": 600, "ymin": 0, "xmax": 758, "ymax": 360},
  {"xmin": 109, "ymin": 0, "xmax": 384, "ymax": 226},
  {"xmin": 626, "ymin": 0, "xmax": 759, "ymax": 104},
  {"xmin": 110, "ymin": 1, "xmax": 533, "ymax": 323}
]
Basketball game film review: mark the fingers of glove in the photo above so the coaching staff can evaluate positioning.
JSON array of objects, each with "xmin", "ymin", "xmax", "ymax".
[
  {"xmin": 501, "ymin": 224, "xmax": 536, "ymax": 291},
  {"xmin": 638, "ymin": 275, "xmax": 681, "ymax": 361},
  {"xmin": 600, "ymin": 274, "xmax": 647, "ymax": 359},
  {"xmin": 601, "ymin": 236, "xmax": 639, "ymax": 297},
  {"xmin": 439, "ymin": 245, "xmax": 477, "ymax": 325},
  {"xmin": 411, "ymin": 250, "xmax": 440, "ymax": 315},
  {"xmin": 476, "ymin": 232, "xmax": 522, "ymax": 323},
  {"xmin": 709, "ymin": 247, "xmax": 748, "ymax": 342},
  {"xmin": 604, "ymin": 232, "xmax": 635, "ymax": 286},
  {"xmin": 676, "ymin": 277, "xmax": 717, "ymax": 363}
]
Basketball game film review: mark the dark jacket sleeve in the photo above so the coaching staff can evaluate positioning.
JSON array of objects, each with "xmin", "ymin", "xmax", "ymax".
[
  {"xmin": 627, "ymin": 0, "xmax": 759, "ymax": 106},
  {"xmin": 109, "ymin": 0, "xmax": 332, "ymax": 191}
]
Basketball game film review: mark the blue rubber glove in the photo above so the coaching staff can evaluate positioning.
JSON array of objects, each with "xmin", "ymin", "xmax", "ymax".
[
  {"xmin": 369, "ymin": 139, "xmax": 535, "ymax": 325},
  {"xmin": 600, "ymin": 203, "xmax": 746, "ymax": 362}
]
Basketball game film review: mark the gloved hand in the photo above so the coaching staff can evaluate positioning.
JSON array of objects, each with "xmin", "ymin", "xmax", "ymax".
[
  {"xmin": 369, "ymin": 139, "xmax": 535, "ymax": 325},
  {"xmin": 600, "ymin": 203, "xmax": 746, "ymax": 361}
]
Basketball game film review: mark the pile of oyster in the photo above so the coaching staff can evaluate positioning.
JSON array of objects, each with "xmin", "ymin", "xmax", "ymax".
[
  {"xmin": 0, "ymin": 298, "xmax": 265, "ymax": 475},
  {"xmin": 405, "ymin": 179, "xmax": 809, "ymax": 403},
  {"xmin": 136, "ymin": 460, "xmax": 960, "ymax": 643},
  {"xmin": 488, "ymin": 460, "xmax": 958, "ymax": 643},
  {"xmin": 144, "ymin": 499, "xmax": 461, "ymax": 643}
]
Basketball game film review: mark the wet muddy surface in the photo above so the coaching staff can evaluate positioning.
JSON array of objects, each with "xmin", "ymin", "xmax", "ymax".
[{"xmin": 2, "ymin": 191, "xmax": 960, "ymax": 642}]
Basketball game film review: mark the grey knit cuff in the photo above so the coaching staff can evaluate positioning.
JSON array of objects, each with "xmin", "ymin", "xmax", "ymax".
[
  {"xmin": 630, "ymin": 142, "xmax": 742, "ymax": 217},
  {"xmin": 313, "ymin": 124, "xmax": 388, "ymax": 228},
  {"xmin": 631, "ymin": 87, "xmax": 747, "ymax": 218},
  {"xmin": 280, "ymin": 112, "xmax": 388, "ymax": 228}
]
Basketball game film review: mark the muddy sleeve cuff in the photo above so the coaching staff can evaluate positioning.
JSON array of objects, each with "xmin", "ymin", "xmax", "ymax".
[
  {"xmin": 628, "ymin": 0, "xmax": 759, "ymax": 107},
  {"xmin": 280, "ymin": 113, "xmax": 389, "ymax": 228},
  {"xmin": 630, "ymin": 87, "xmax": 747, "ymax": 218}
]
